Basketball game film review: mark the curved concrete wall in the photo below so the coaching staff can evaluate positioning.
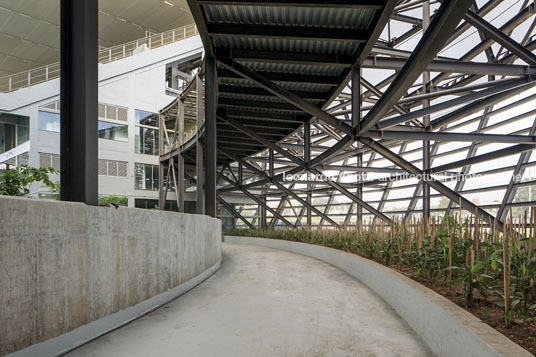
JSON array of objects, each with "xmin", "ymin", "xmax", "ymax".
[
  {"xmin": 0, "ymin": 196, "xmax": 221, "ymax": 356},
  {"xmin": 224, "ymin": 236, "xmax": 531, "ymax": 357}
]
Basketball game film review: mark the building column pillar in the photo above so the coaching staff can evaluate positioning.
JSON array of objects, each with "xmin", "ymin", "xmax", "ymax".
[
  {"xmin": 352, "ymin": 65, "xmax": 363, "ymax": 229},
  {"xmin": 204, "ymin": 56, "xmax": 217, "ymax": 217},
  {"xmin": 60, "ymin": 0, "xmax": 98, "ymax": 205}
]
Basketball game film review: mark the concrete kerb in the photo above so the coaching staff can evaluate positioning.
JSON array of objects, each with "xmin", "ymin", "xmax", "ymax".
[{"xmin": 223, "ymin": 236, "xmax": 532, "ymax": 357}]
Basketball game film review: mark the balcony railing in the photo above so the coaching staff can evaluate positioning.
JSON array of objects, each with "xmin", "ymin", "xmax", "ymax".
[{"xmin": 0, "ymin": 23, "xmax": 198, "ymax": 94}]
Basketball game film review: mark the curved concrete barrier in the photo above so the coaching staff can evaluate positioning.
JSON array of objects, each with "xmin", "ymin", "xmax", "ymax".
[
  {"xmin": 224, "ymin": 236, "xmax": 531, "ymax": 357},
  {"xmin": 0, "ymin": 196, "xmax": 222, "ymax": 356}
]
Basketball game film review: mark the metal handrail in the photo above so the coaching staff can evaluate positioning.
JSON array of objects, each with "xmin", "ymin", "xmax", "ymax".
[{"xmin": 0, "ymin": 23, "xmax": 197, "ymax": 94}]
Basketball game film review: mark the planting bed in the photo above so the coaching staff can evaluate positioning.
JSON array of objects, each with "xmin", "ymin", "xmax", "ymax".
[
  {"xmin": 395, "ymin": 263, "xmax": 535, "ymax": 353},
  {"xmin": 228, "ymin": 212, "xmax": 536, "ymax": 354}
]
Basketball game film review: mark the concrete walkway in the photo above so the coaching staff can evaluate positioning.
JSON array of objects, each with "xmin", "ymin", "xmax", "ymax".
[{"xmin": 67, "ymin": 243, "xmax": 433, "ymax": 357}]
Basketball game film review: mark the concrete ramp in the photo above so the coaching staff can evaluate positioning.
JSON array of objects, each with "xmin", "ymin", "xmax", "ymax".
[{"xmin": 67, "ymin": 243, "xmax": 432, "ymax": 357}]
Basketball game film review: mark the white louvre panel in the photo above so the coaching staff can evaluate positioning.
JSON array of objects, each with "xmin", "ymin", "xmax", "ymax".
[
  {"xmin": 98, "ymin": 103, "xmax": 106, "ymax": 118},
  {"xmin": 39, "ymin": 101, "xmax": 60, "ymax": 112},
  {"xmin": 39, "ymin": 153, "xmax": 59, "ymax": 170},
  {"xmin": 108, "ymin": 161, "xmax": 118, "ymax": 176},
  {"xmin": 51, "ymin": 155, "xmax": 60, "ymax": 171},
  {"xmin": 39, "ymin": 153, "xmax": 51, "ymax": 168},
  {"xmin": 105, "ymin": 105, "xmax": 117, "ymax": 120},
  {"xmin": 39, "ymin": 101, "xmax": 127, "ymax": 122},
  {"xmin": 98, "ymin": 103, "xmax": 128, "ymax": 123},
  {"xmin": 117, "ymin": 107, "xmax": 128, "ymax": 122},
  {"xmin": 98, "ymin": 160, "xmax": 108, "ymax": 175},
  {"xmin": 17, "ymin": 152, "xmax": 29, "ymax": 166},
  {"xmin": 117, "ymin": 161, "xmax": 128, "ymax": 177},
  {"xmin": 98, "ymin": 159, "xmax": 128, "ymax": 177}
]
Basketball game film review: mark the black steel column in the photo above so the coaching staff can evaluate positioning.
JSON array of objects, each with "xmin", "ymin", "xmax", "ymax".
[
  {"xmin": 422, "ymin": 1, "xmax": 431, "ymax": 220},
  {"xmin": 352, "ymin": 66, "xmax": 363, "ymax": 228},
  {"xmin": 60, "ymin": 0, "xmax": 98, "ymax": 205},
  {"xmin": 304, "ymin": 122, "xmax": 311, "ymax": 228},
  {"xmin": 205, "ymin": 56, "xmax": 217, "ymax": 217},
  {"xmin": 178, "ymin": 155, "xmax": 185, "ymax": 212},
  {"xmin": 158, "ymin": 115, "xmax": 165, "ymax": 210},
  {"xmin": 263, "ymin": 149, "xmax": 274, "ymax": 228}
]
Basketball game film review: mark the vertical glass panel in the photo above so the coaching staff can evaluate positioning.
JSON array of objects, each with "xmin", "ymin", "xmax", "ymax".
[
  {"xmin": 135, "ymin": 127, "xmax": 159, "ymax": 155},
  {"xmin": 135, "ymin": 110, "xmax": 159, "ymax": 127},
  {"xmin": 0, "ymin": 113, "xmax": 30, "ymax": 154},
  {"xmin": 38, "ymin": 111, "xmax": 61, "ymax": 132},
  {"xmin": 98, "ymin": 121, "xmax": 128, "ymax": 141}
]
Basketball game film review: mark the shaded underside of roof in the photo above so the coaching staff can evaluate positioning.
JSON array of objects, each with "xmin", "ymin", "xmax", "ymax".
[{"xmin": 187, "ymin": 0, "xmax": 391, "ymax": 165}]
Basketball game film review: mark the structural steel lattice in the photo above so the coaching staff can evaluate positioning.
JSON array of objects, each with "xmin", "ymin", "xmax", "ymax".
[{"xmin": 159, "ymin": 0, "xmax": 536, "ymax": 230}]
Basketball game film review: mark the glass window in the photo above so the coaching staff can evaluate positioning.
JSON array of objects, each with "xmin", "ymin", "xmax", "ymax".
[
  {"xmin": 135, "ymin": 126, "xmax": 159, "ymax": 155},
  {"xmin": 98, "ymin": 121, "xmax": 128, "ymax": 142},
  {"xmin": 135, "ymin": 199, "xmax": 159, "ymax": 209},
  {"xmin": 135, "ymin": 163, "xmax": 159, "ymax": 190},
  {"xmin": 135, "ymin": 110, "xmax": 159, "ymax": 127},
  {"xmin": 38, "ymin": 111, "xmax": 60, "ymax": 132},
  {"xmin": 135, "ymin": 199, "xmax": 177, "ymax": 211},
  {"xmin": 0, "ymin": 113, "xmax": 29, "ymax": 154}
]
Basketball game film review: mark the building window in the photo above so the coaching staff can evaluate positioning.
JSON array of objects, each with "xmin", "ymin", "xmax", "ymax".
[
  {"xmin": 135, "ymin": 126, "xmax": 159, "ymax": 155},
  {"xmin": 38, "ymin": 111, "xmax": 61, "ymax": 132},
  {"xmin": 135, "ymin": 199, "xmax": 177, "ymax": 211},
  {"xmin": 0, "ymin": 113, "xmax": 29, "ymax": 154},
  {"xmin": 98, "ymin": 121, "xmax": 128, "ymax": 142},
  {"xmin": 39, "ymin": 153, "xmax": 60, "ymax": 171},
  {"xmin": 135, "ymin": 110, "xmax": 159, "ymax": 127},
  {"xmin": 135, "ymin": 110, "xmax": 159, "ymax": 155},
  {"xmin": 98, "ymin": 159, "xmax": 128, "ymax": 177},
  {"xmin": 135, "ymin": 163, "xmax": 159, "ymax": 190}
]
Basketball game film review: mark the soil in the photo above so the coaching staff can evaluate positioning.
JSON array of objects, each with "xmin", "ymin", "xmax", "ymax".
[{"xmin": 391, "ymin": 264, "xmax": 536, "ymax": 355}]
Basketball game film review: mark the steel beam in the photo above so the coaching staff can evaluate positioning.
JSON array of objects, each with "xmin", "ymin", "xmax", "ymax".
[
  {"xmin": 218, "ymin": 196, "xmax": 255, "ymax": 229},
  {"xmin": 496, "ymin": 117, "xmax": 536, "ymax": 220},
  {"xmin": 378, "ymin": 77, "xmax": 531, "ymax": 129},
  {"xmin": 430, "ymin": 82, "xmax": 536, "ymax": 130},
  {"xmin": 362, "ymin": 57, "xmax": 536, "ymax": 76},
  {"xmin": 217, "ymin": 172, "xmax": 295, "ymax": 227},
  {"xmin": 221, "ymin": 116, "xmax": 391, "ymax": 224},
  {"xmin": 220, "ymin": 149, "xmax": 341, "ymax": 227},
  {"xmin": 60, "ymin": 0, "xmax": 98, "ymax": 205},
  {"xmin": 365, "ymin": 131, "xmax": 536, "ymax": 144},
  {"xmin": 208, "ymin": 24, "xmax": 368, "ymax": 42},
  {"xmin": 430, "ymin": 144, "xmax": 535, "ymax": 174},
  {"xmin": 217, "ymin": 58, "xmax": 354, "ymax": 136},
  {"xmin": 197, "ymin": 0, "xmax": 386, "ymax": 7},
  {"xmin": 464, "ymin": 9, "xmax": 536, "ymax": 65},
  {"xmin": 359, "ymin": 136, "xmax": 503, "ymax": 231},
  {"xmin": 358, "ymin": 0, "xmax": 475, "ymax": 135}
]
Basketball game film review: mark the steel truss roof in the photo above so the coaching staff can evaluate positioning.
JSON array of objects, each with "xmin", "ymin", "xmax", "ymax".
[{"xmin": 161, "ymin": 0, "xmax": 536, "ymax": 229}]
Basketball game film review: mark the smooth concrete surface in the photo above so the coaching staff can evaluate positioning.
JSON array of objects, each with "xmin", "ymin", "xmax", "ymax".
[
  {"xmin": 66, "ymin": 243, "xmax": 432, "ymax": 357},
  {"xmin": 224, "ymin": 236, "xmax": 532, "ymax": 357},
  {"xmin": 0, "ymin": 196, "xmax": 222, "ymax": 356}
]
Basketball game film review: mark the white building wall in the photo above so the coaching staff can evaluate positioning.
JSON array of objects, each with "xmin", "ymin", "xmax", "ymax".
[{"xmin": 0, "ymin": 36, "xmax": 203, "ymax": 207}]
